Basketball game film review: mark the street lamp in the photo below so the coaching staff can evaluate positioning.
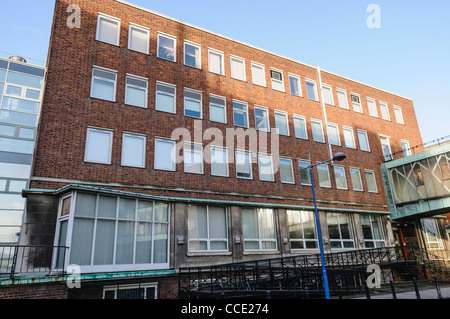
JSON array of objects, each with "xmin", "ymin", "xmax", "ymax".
[{"xmin": 304, "ymin": 152, "xmax": 346, "ymax": 299}]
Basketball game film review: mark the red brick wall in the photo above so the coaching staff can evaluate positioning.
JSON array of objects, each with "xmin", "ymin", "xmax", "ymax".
[
  {"xmin": 32, "ymin": 0, "xmax": 423, "ymax": 211},
  {"xmin": 0, "ymin": 283, "xmax": 68, "ymax": 299}
]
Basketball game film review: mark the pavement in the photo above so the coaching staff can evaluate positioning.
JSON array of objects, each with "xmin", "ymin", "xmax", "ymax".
[{"xmin": 347, "ymin": 280, "xmax": 450, "ymax": 299}]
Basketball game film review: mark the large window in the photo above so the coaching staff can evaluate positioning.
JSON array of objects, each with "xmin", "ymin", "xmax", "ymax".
[
  {"xmin": 155, "ymin": 82, "xmax": 176, "ymax": 114},
  {"xmin": 327, "ymin": 213, "xmax": 355, "ymax": 249},
  {"xmin": 361, "ymin": 214, "xmax": 385, "ymax": 248},
  {"xmin": 357, "ymin": 130, "xmax": 370, "ymax": 152},
  {"xmin": 251, "ymin": 62, "xmax": 266, "ymax": 87},
  {"xmin": 121, "ymin": 133, "xmax": 146, "ymax": 168},
  {"xmin": 84, "ymin": 128, "xmax": 113, "ymax": 164},
  {"xmin": 343, "ymin": 126, "xmax": 356, "ymax": 149},
  {"xmin": 287, "ymin": 210, "xmax": 317, "ymax": 250},
  {"xmin": 321, "ymin": 85, "xmax": 334, "ymax": 105},
  {"xmin": 254, "ymin": 106, "xmax": 269, "ymax": 132},
  {"xmin": 184, "ymin": 41, "xmax": 201, "ymax": 69},
  {"xmin": 210, "ymin": 146, "xmax": 229, "ymax": 177},
  {"xmin": 305, "ymin": 79, "xmax": 318, "ymax": 101},
  {"xmin": 311, "ymin": 119, "xmax": 324, "ymax": 143},
  {"xmin": 333, "ymin": 165, "xmax": 348, "ymax": 190},
  {"xmin": 242, "ymin": 208, "xmax": 277, "ymax": 251},
  {"xmin": 270, "ymin": 69, "xmax": 284, "ymax": 92},
  {"xmin": 421, "ymin": 218, "xmax": 443, "ymax": 249},
  {"xmin": 235, "ymin": 150, "xmax": 252, "ymax": 179},
  {"xmin": 230, "ymin": 56, "xmax": 246, "ymax": 81},
  {"xmin": 258, "ymin": 154, "xmax": 274, "ymax": 182},
  {"xmin": 298, "ymin": 160, "xmax": 312, "ymax": 185},
  {"xmin": 233, "ymin": 101, "xmax": 249, "ymax": 128},
  {"xmin": 184, "ymin": 142, "xmax": 203, "ymax": 174},
  {"xmin": 188, "ymin": 205, "xmax": 228, "ymax": 252},
  {"xmin": 350, "ymin": 167, "xmax": 363, "ymax": 191},
  {"xmin": 128, "ymin": 24, "xmax": 149, "ymax": 54},
  {"xmin": 279, "ymin": 158, "xmax": 294, "ymax": 184},
  {"xmin": 208, "ymin": 49, "xmax": 224, "ymax": 75},
  {"xmin": 209, "ymin": 94, "xmax": 226, "ymax": 124},
  {"xmin": 91, "ymin": 66, "xmax": 117, "ymax": 102},
  {"xmin": 184, "ymin": 88, "xmax": 202, "ymax": 118},
  {"xmin": 289, "ymin": 74, "xmax": 302, "ymax": 97},
  {"xmin": 125, "ymin": 74, "xmax": 148, "ymax": 108},
  {"xmin": 55, "ymin": 193, "xmax": 169, "ymax": 272},
  {"xmin": 157, "ymin": 33, "xmax": 176, "ymax": 62},
  {"xmin": 274, "ymin": 111, "xmax": 289, "ymax": 136},
  {"xmin": 96, "ymin": 14, "xmax": 120, "ymax": 46},
  {"xmin": 154, "ymin": 139, "xmax": 176, "ymax": 171}
]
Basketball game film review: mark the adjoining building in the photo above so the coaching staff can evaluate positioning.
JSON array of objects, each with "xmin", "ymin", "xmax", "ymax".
[{"xmin": 0, "ymin": 0, "xmax": 447, "ymax": 299}]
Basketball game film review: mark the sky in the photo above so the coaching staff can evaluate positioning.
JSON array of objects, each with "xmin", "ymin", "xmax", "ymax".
[{"xmin": 0, "ymin": 0, "xmax": 449, "ymax": 144}]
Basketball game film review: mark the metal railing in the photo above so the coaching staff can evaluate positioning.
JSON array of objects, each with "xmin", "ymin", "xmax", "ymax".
[{"xmin": 0, "ymin": 245, "xmax": 68, "ymax": 279}]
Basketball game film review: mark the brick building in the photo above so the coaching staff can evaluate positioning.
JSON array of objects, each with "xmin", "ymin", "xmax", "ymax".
[{"xmin": 6, "ymin": 0, "xmax": 436, "ymax": 298}]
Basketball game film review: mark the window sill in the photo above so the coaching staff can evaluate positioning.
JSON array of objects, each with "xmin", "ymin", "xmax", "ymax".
[
  {"xmin": 243, "ymin": 250, "xmax": 280, "ymax": 256},
  {"xmin": 187, "ymin": 251, "xmax": 232, "ymax": 257}
]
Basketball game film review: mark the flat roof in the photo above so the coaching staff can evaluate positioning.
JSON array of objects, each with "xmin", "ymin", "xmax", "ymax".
[{"xmin": 116, "ymin": 0, "xmax": 412, "ymax": 101}]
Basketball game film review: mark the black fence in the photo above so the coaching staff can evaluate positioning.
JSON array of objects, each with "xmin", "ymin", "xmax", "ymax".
[{"xmin": 0, "ymin": 245, "xmax": 68, "ymax": 279}]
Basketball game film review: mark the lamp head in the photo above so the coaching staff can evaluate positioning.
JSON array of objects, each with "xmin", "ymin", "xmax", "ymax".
[{"xmin": 332, "ymin": 152, "xmax": 346, "ymax": 162}]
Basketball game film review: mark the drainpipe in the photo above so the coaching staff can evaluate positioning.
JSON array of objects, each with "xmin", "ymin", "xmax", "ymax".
[{"xmin": 317, "ymin": 65, "xmax": 334, "ymax": 165}]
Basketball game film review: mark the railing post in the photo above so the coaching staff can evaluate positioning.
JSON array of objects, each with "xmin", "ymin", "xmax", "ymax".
[
  {"xmin": 412, "ymin": 277, "xmax": 421, "ymax": 299},
  {"xmin": 389, "ymin": 280, "xmax": 397, "ymax": 299},
  {"xmin": 364, "ymin": 280, "xmax": 371, "ymax": 299},
  {"xmin": 10, "ymin": 245, "xmax": 19, "ymax": 279},
  {"xmin": 434, "ymin": 276, "xmax": 442, "ymax": 299}
]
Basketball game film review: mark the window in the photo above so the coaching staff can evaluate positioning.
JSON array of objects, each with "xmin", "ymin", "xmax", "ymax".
[
  {"xmin": 188, "ymin": 205, "xmax": 228, "ymax": 252},
  {"xmin": 305, "ymin": 79, "xmax": 318, "ymax": 101},
  {"xmin": 333, "ymin": 166, "xmax": 348, "ymax": 190},
  {"xmin": 364, "ymin": 170, "xmax": 378, "ymax": 193},
  {"xmin": 210, "ymin": 147, "xmax": 229, "ymax": 177},
  {"xmin": 379, "ymin": 102, "xmax": 390, "ymax": 121},
  {"xmin": 96, "ymin": 14, "xmax": 120, "ymax": 46},
  {"xmin": 401, "ymin": 140, "xmax": 411, "ymax": 156},
  {"xmin": 293, "ymin": 115, "xmax": 308, "ymax": 140},
  {"xmin": 439, "ymin": 155, "xmax": 450, "ymax": 181},
  {"xmin": 157, "ymin": 33, "xmax": 176, "ymax": 62},
  {"xmin": 184, "ymin": 88, "xmax": 202, "ymax": 118},
  {"xmin": 367, "ymin": 98, "xmax": 378, "ymax": 117},
  {"xmin": 361, "ymin": 215, "xmax": 385, "ymax": 248},
  {"xmin": 242, "ymin": 208, "xmax": 277, "ymax": 251},
  {"xmin": 421, "ymin": 218, "xmax": 443, "ymax": 249},
  {"xmin": 289, "ymin": 74, "xmax": 302, "ymax": 96},
  {"xmin": 230, "ymin": 56, "xmax": 246, "ymax": 81},
  {"xmin": 236, "ymin": 150, "xmax": 252, "ymax": 179},
  {"xmin": 311, "ymin": 119, "xmax": 324, "ymax": 143},
  {"xmin": 125, "ymin": 74, "xmax": 148, "ymax": 108},
  {"xmin": 56, "ymin": 193, "xmax": 169, "ymax": 272},
  {"xmin": 317, "ymin": 164, "xmax": 331, "ymax": 188},
  {"xmin": 254, "ymin": 106, "xmax": 269, "ymax": 132},
  {"xmin": 128, "ymin": 24, "xmax": 149, "ymax": 54},
  {"xmin": 184, "ymin": 142, "xmax": 203, "ymax": 174},
  {"xmin": 258, "ymin": 154, "xmax": 274, "ymax": 182},
  {"xmin": 154, "ymin": 139, "xmax": 175, "ymax": 171},
  {"xmin": 393, "ymin": 106, "xmax": 404, "ymax": 124},
  {"xmin": 91, "ymin": 66, "xmax": 117, "ymax": 102},
  {"xmin": 103, "ymin": 283, "xmax": 157, "ymax": 299},
  {"xmin": 208, "ymin": 49, "xmax": 224, "ymax": 75},
  {"xmin": 209, "ymin": 94, "xmax": 226, "ymax": 124},
  {"xmin": 327, "ymin": 123, "xmax": 340, "ymax": 146},
  {"xmin": 121, "ymin": 133, "xmax": 146, "ymax": 168},
  {"xmin": 343, "ymin": 127, "xmax": 356, "ymax": 149},
  {"xmin": 287, "ymin": 210, "xmax": 317, "ymax": 249},
  {"xmin": 184, "ymin": 41, "xmax": 201, "ymax": 69},
  {"xmin": 380, "ymin": 136, "xmax": 392, "ymax": 161},
  {"xmin": 155, "ymin": 82, "xmax": 176, "ymax": 114},
  {"xmin": 336, "ymin": 89, "xmax": 349, "ymax": 109},
  {"xmin": 351, "ymin": 93, "xmax": 362, "ymax": 113},
  {"xmin": 84, "ymin": 128, "xmax": 113, "ymax": 164},
  {"xmin": 357, "ymin": 130, "xmax": 370, "ymax": 152},
  {"xmin": 251, "ymin": 62, "xmax": 266, "ymax": 87},
  {"xmin": 279, "ymin": 158, "xmax": 294, "ymax": 184},
  {"xmin": 270, "ymin": 69, "xmax": 284, "ymax": 92},
  {"xmin": 298, "ymin": 160, "xmax": 312, "ymax": 186},
  {"xmin": 232, "ymin": 101, "xmax": 249, "ymax": 128},
  {"xmin": 274, "ymin": 111, "xmax": 289, "ymax": 136},
  {"xmin": 321, "ymin": 85, "xmax": 334, "ymax": 105},
  {"xmin": 350, "ymin": 167, "xmax": 363, "ymax": 191},
  {"xmin": 327, "ymin": 213, "xmax": 355, "ymax": 249}
]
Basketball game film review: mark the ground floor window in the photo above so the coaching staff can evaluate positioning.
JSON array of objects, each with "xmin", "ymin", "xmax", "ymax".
[
  {"xmin": 242, "ymin": 208, "xmax": 277, "ymax": 251},
  {"xmin": 421, "ymin": 218, "xmax": 444, "ymax": 249},
  {"xmin": 103, "ymin": 283, "xmax": 157, "ymax": 299},
  {"xmin": 327, "ymin": 213, "xmax": 355, "ymax": 249},
  {"xmin": 287, "ymin": 210, "xmax": 318, "ymax": 250},
  {"xmin": 361, "ymin": 214, "xmax": 385, "ymax": 248}
]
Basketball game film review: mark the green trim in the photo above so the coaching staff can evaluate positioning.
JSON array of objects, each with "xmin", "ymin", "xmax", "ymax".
[{"xmin": 23, "ymin": 184, "xmax": 389, "ymax": 215}]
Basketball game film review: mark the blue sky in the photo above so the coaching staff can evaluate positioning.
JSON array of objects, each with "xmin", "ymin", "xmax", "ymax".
[{"xmin": 1, "ymin": 0, "xmax": 449, "ymax": 143}]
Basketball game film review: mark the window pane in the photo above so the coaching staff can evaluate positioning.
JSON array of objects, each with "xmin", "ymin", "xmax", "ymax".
[
  {"xmin": 298, "ymin": 161, "xmax": 311, "ymax": 185},
  {"xmin": 184, "ymin": 143, "xmax": 203, "ymax": 174},
  {"xmin": 85, "ymin": 129, "xmax": 112, "ymax": 164},
  {"xmin": 210, "ymin": 103, "xmax": 226, "ymax": 123},
  {"xmin": 137, "ymin": 201, "xmax": 153, "ymax": 221},
  {"xmin": 274, "ymin": 113, "xmax": 288, "ymax": 135},
  {"xmin": 293, "ymin": 117, "xmax": 307, "ymax": 139},
  {"xmin": 311, "ymin": 121, "xmax": 324, "ymax": 142},
  {"xmin": 154, "ymin": 202, "xmax": 168, "ymax": 222},
  {"xmin": 0, "ymin": 137, "xmax": 34, "ymax": 154},
  {"xmin": 158, "ymin": 35, "xmax": 175, "ymax": 61},
  {"xmin": 208, "ymin": 51, "xmax": 223, "ymax": 74},
  {"xmin": 327, "ymin": 124, "xmax": 340, "ymax": 145},
  {"xmin": 126, "ymin": 85, "xmax": 146, "ymax": 108},
  {"xmin": 156, "ymin": 92, "xmax": 175, "ymax": 113},
  {"xmin": 321, "ymin": 86, "xmax": 333, "ymax": 105},
  {"xmin": 92, "ymin": 77, "xmax": 115, "ymax": 101},
  {"xmin": 233, "ymin": 102, "xmax": 248, "ymax": 127},
  {"xmin": 97, "ymin": 16, "xmax": 119, "ymax": 45},
  {"xmin": 6, "ymin": 71, "xmax": 44, "ymax": 89},
  {"xmin": 367, "ymin": 99, "xmax": 378, "ymax": 117},
  {"xmin": 119, "ymin": 198, "xmax": 136, "ymax": 219},
  {"xmin": 254, "ymin": 108, "xmax": 269, "ymax": 131},
  {"xmin": 337, "ymin": 90, "xmax": 348, "ymax": 109},
  {"xmin": 334, "ymin": 166, "xmax": 347, "ymax": 189},
  {"xmin": 289, "ymin": 76, "xmax": 301, "ymax": 96},
  {"xmin": 98, "ymin": 195, "xmax": 117, "ymax": 218},
  {"xmin": 153, "ymin": 223, "xmax": 168, "ymax": 263},
  {"xmin": 230, "ymin": 58, "xmax": 245, "ymax": 81},
  {"xmin": 394, "ymin": 107, "xmax": 404, "ymax": 124},
  {"xmin": 135, "ymin": 222, "xmax": 152, "ymax": 263},
  {"xmin": 154, "ymin": 139, "xmax": 175, "ymax": 171},
  {"xmin": 365, "ymin": 171, "xmax": 377, "ymax": 192},
  {"xmin": 2, "ymin": 97, "xmax": 40, "ymax": 114},
  {"xmin": 306, "ymin": 81, "xmax": 317, "ymax": 100},
  {"xmin": 211, "ymin": 147, "xmax": 228, "ymax": 176},
  {"xmin": 6, "ymin": 85, "xmax": 21, "ymax": 97},
  {"xmin": 129, "ymin": 26, "xmax": 148, "ymax": 54},
  {"xmin": 122, "ymin": 134, "xmax": 145, "ymax": 167},
  {"xmin": 357, "ymin": 131, "xmax": 369, "ymax": 151},
  {"xmin": 75, "ymin": 193, "xmax": 96, "ymax": 217},
  {"xmin": 184, "ymin": 98, "xmax": 201, "ymax": 118},
  {"xmin": 251, "ymin": 64, "xmax": 265, "ymax": 86},
  {"xmin": 236, "ymin": 151, "xmax": 251, "ymax": 178},
  {"xmin": 70, "ymin": 218, "xmax": 94, "ymax": 266},
  {"xmin": 0, "ymin": 110, "xmax": 38, "ymax": 127},
  {"xmin": 343, "ymin": 128, "xmax": 356, "ymax": 149},
  {"xmin": 93, "ymin": 220, "xmax": 115, "ymax": 265},
  {"xmin": 184, "ymin": 43, "xmax": 200, "ymax": 68},
  {"xmin": 258, "ymin": 154, "xmax": 274, "ymax": 181},
  {"xmin": 209, "ymin": 207, "xmax": 227, "ymax": 239},
  {"xmin": 279, "ymin": 158, "xmax": 294, "ymax": 183},
  {"xmin": 242, "ymin": 208, "xmax": 258, "ymax": 239},
  {"xmin": 317, "ymin": 164, "xmax": 331, "ymax": 187},
  {"xmin": 116, "ymin": 221, "xmax": 135, "ymax": 264},
  {"xmin": 350, "ymin": 168, "xmax": 363, "ymax": 190}
]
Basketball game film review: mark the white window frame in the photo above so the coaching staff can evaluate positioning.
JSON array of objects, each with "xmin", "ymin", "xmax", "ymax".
[
  {"xmin": 274, "ymin": 110, "xmax": 289, "ymax": 136},
  {"xmin": 208, "ymin": 48, "xmax": 225, "ymax": 76},
  {"xmin": 379, "ymin": 134, "xmax": 392, "ymax": 161},
  {"xmin": 305, "ymin": 78, "xmax": 318, "ymax": 101},
  {"xmin": 232, "ymin": 100, "xmax": 249, "ymax": 128},
  {"xmin": 401, "ymin": 139, "xmax": 411, "ymax": 156},
  {"xmin": 242, "ymin": 208, "xmax": 277, "ymax": 251},
  {"xmin": 321, "ymin": 84, "xmax": 334, "ymax": 106},
  {"xmin": 336, "ymin": 88, "xmax": 349, "ymax": 110},
  {"xmin": 293, "ymin": 115, "xmax": 308, "ymax": 140},
  {"xmin": 84, "ymin": 127, "xmax": 113, "ymax": 165},
  {"xmin": 125, "ymin": 74, "xmax": 148, "ymax": 108},
  {"xmin": 351, "ymin": 93, "xmax": 362, "ymax": 113},
  {"xmin": 235, "ymin": 150, "xmax": 252, "ymax": 180},
  {"xmin": 184, "ymin": 142, "xmax": 204, "ymax": 175},
  {"xmin": 184, "ymin": 88, "xmax": 203, "ymax": 119},
  {"xmin": 96, "ymin": 13, "xmax": 121, "ymax": 46},
  {"xmin": 287, "ymin": 210, "xmax": 318, "ymax": 250},
  {"xmin": 350, "ymin": 167, "xmax": 364, "ymax": 191},
  {"xmin": 121, "ymin": 132, "xmax": 146, "ymax": 168},
  {"xmin": 379, "ymin": 101, "xmax": 391, "ymax": 121},
  {"xmin": 327, "ymin": 213, "xmax": 355, "ymax": 250},
  {"xmin": 154, "ymin": 138, "xmax": 176, "ymax": 171},
  {"xmin": 327, "ymin": 122, "xmax": 341, "ymax": 146},
  {"xmin": 128, "ymin": 23, "xmax": 150, "ymax": 54},
  {"xmin": 270, "ymin": 68, "xmax": 285, "ymax": 92},
  {"xmin": 367, "ymin": 98, "xmax": 378, "ymax": 118},
  {"xmin": 103, "ymin": 283, "xmax": 158, "ymax": 299},
  {"xmin": 393, "ymin": 106, "xmax": 404, "ymax": 124},
  {"xmin": 157, "ymin": 32, "xmax": 176, "ymax": 62},
  {"xmin": 342, "ymin": 126, "xmax": 356, "ymax": 149},
  {"xmin": 333, "ymin": 165, "xmax": 348, "ymax": 190},
  {"xmin": 183, "ymin": 40, "xmax": 201, "ymax": 69},
  {"xmin": 90, "ymin": 66, "xmax": 117, "ymax": 102},
  {"xmin": 230, "ymin": 55, "xmax": 246, "ymax": 81},
  {"xmin": 317, "ymin": 163, "xmax": 331, "ymax": 188},
  {"xmin": 421, "ymin": 218, "xmax": 444, "ymax": 249},
  {"xmin": 210, "ymin": 146, "xmax": 229, "ymax": 177},
  {"xmin": 298, "ymin": 160, "xmax": 312, "ymax": 186},
  {"xmin": 364, "ymin": 169, "xmax": 378, "ymax": 193},
  {"xmin": 258, "ymin": 153, "xmax": 275, "ymax": 182},
  {"xmin": 209, "ymin": 94, "xmax": 227, "ymax": 124},
  {"xmin": 288, "ymin": 73, "xmax": 302, "ymax": 97},
  {"xmin": 361, "ymin": 214, "xmax": 386, "ymax": 248},
  {"xmin": 251, "ymin": 62, "xmax": 266, "ymax": 87},
  {"xmin": 311, "ymin": 119, "xmax": 325, "ymax": 143},
  {"xmin": 357, "ymin": 129, "xmax": 370, "ymax": 152},
  {"xmin": 279, "ymin": 157, "xmax": 295, "ymax": 184},
  {"xmin": 155, "ymin": 81, "xmax": 176, "ymax": 114},
  {"xmin": 254, "ymin": 105, "xmax": 270, "ymax": 132}
]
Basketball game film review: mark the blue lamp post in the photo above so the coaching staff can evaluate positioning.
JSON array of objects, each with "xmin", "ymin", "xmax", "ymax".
[{"xmin": 304, "ymin": 152, "xmax": 346, "ymax": 299}]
